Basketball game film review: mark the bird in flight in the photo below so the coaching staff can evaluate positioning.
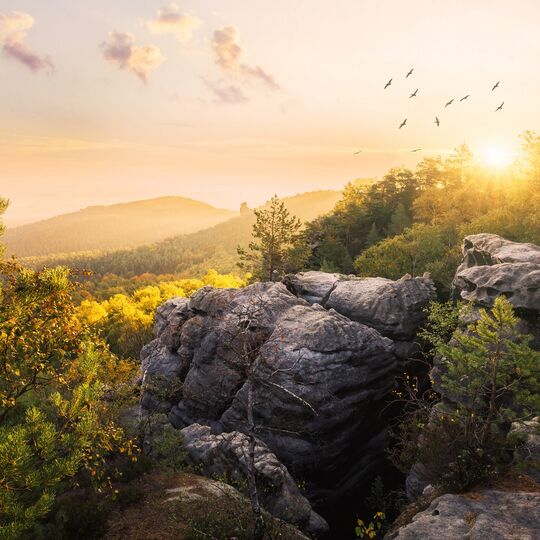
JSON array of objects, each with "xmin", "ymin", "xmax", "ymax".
[
  {"xmin": 460, "ymin": 95, "xmax": 470, "ymax": 102},
  {"xmin": 492, "ymin": 81, "xmax": 500, "ymax": 91},
  {"xmin": 496, "ymin": 101, "xmax": 504, "ymax": 111},
  {"xmin": 353, "ymin": 150, "xmax": 363, "ymax": 155},
  {"xmin": 445, "ymin": 99, "xmax": 454, "ymax": 107},
  {"xmin": 409, "ymin": 89, "xmax": 418, "ymax": 98},
  {"xmin": 435, "ymin": 117, "xmax": 440, "ymax": 127},
  {"xmin": 406, "ymin": 68, "xmax": 414, "ymax": 78},
  {"xmin": 411, "ymin": 148, "xmax": 422, "ymax": 152},
  {"xmin": 384, "ymin": 78, "xmax": 392, "ymax": 89},
  {"xmin": 399, "ymin": 118, "xmax": 407, "ymax": 129}
]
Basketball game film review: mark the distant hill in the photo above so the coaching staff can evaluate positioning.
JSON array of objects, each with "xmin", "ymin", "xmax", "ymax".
[
  {"xmin": 25, "ymin": 190, "xmax": 342, "ymax": 278},
  {"xmin": 5, "ymin": 197, "xmax": 237, "ymax": 257}
]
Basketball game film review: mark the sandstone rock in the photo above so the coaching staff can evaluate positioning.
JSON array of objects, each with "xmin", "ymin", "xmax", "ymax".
[
  {"xmin": 510, "ymin": 418, "xmax": 540, "ymax": 483},
  {"xmin": 458, "ymin": 233, "xmax": 540, "ymax": 271},
  {"xmin": 153, "ymin": 297, "xmax": 191, "ymax": 350},
  {"xmin": 283, "ymin": 270, "xmax": 342, "ymax": 304},
  {"xmin": 180, "ymin": 423, "xmax": 328, "ymax": 537},
  {"xmin": 386, "ymin": 490, "xmax": 540, "ymax": 540},
  {"xmin": 284, "ymin": 271, "xmax": 436, "ymax": 341},
  {"xmin": 220, "ymin": 303, "xmax": 396, "ymax": 501},
  {"xmin": 453, "ymin": 234, "xmax": 540, "ymax": 314},
  {"xmin": 140, "ymin": 280, "xmax": 400, "ymax": 509},
  {"xmin": 405, "ymin": 463, "xmax": 429, "ymax": 501},
  {"xmin": 453, "ymin": 263, "xmax": 540, "ymax": 312},
  {"xmin": 324, "ymin": 275, "xmax": 436, "ymax": 340}
]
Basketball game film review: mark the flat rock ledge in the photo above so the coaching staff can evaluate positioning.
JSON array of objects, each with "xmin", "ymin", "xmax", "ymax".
[{"xmin": 386, "ymin": 490, "xmax": 540, "ymax": 540}]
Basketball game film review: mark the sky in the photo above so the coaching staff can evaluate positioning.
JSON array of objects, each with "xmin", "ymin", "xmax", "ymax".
[{"xmin": 1, "ymin": 0, "xmax": 539, "ymax": 226}]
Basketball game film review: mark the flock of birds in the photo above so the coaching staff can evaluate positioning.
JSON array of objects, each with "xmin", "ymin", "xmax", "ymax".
[{"xmin": 354, "ymin": 68, "xmax": 505, "ymax": 155}]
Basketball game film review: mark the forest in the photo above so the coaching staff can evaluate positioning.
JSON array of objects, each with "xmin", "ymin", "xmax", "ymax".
[
  {"xmin": 1, "ymin": 129, "xmax": 540, "ymax": 540},
  {"xmin": 20, "ymin": 130, "xmax": 540, "ymax": 302}
]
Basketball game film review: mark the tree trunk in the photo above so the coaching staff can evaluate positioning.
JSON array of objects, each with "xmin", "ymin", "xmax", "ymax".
[
  {"xmin": 482, "ymin": 344, "xmax": 501, "ymax": 446},
  {"xmin": 246, "ymin": 380, "xmax": 265, "ymax": 539}
]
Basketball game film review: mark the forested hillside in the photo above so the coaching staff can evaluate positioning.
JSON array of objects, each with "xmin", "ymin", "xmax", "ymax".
[
  {"xmin": 24, "ymin": 190, "xmax": 342, "ymax": 281},
  {"xmin": 5, "ymin": 196, "xmax": 236, "ymax": 257},
  {"xmin": 304, "ymin": 132, "xmax": 540, "ymax": 296}
]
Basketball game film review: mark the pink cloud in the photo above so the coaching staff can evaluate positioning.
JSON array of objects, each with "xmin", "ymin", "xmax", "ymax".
[
  {"xmin": 102, "ymin": 31, "xmax": 165, "ymax": 83},
  {"xmin": 0, "ymin": 11, "xmax": 54, "ymax": 74},
  {"xmin": 212, "ymin": 25, "xmax": 279, "ymax": 91}
]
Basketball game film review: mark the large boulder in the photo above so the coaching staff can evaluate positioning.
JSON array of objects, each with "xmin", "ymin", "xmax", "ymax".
[
  {"xmin": 457, "ymin": 233, "xmax": 540, "ymax": 270},
  {"xmin": 180, "ymin": 423, "xmax": 328, "ymax": 537},
  {"xmin": 453, "ymin": 234, "xmax": 540, "ymax": 314},
  {"xmin": 284, "ymin": 271, "xmax": 436, "ymax": 341},
  {"xmin": 283, "ymin": 271, "xmax": 342, "ymax": 304},
  {"xmin": 386, "ymin": 490, "xmax": 540, "ymax": 540},
  {"xmin": 141, "ymin": 279, "xmax": 403, "ymax": 507},
  {"xmin": 141, "ymin": 272, "xmax": 438, "ymax": 527},
  {"xmin": 453, "ymin": 263, "xmax": 540, "ymax": 312},
  {"xmin": 220, "ymin": 303, "xmax": 396, "ymax": 500}
]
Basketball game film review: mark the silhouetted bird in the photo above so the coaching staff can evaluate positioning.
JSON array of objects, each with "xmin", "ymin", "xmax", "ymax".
[
  {"xmin": 406, "ymin": 68, "xmax": 414, "ymax": 78},
  {"xmin": 409, "ymin": 89, "xmax": 418, "ymax": 98},
  {"xmin": 384, "ymin": 78, "xmax": 392, "ymax": 89},
  {"xmin": 496, "ymin": 101, "xmax": 504, "ymax": 111},
  {"xmin": 399, "ymin": 119, "xmax": 407, "ymax": 129},
  {"xmin": 411, "ymin": 149, "xmax": 422, "ymax": 152},
  {"xmin": 492, "ymin": 81, "xmax": 500, "ymax": 91},
  {"xmin": 353, "ymin": 150, "xmax": 363, "ymax": 155},
  {"xmin": 460, "ymin": 95, "xmax": 470, "ymax": 101},
  {"xmin": 445, "ymin": 99, "xmax": 454, "ymax": 107},
  {"xmin": 435, "ymin": 117, "xmax": 440, "ymax": 127}
]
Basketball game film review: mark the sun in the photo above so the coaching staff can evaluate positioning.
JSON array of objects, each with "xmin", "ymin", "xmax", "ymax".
[{"xmin": 481, "ymin": 145, "xmax": 514, "ymax": 169}]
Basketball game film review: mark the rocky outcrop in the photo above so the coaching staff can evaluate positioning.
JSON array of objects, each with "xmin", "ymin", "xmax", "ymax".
[
  {"xmin": 510, "ymin": 418, "xmax": 540, "ymax": 483},
  {"xmin": 453, "ymin": 234, "xmax": 540, "ymax": 313},
  {"xmin": 284, "ymin": 271, "xmax": 436, "ymax": 340},
  {"xmin": 283, "ymin": 271, "xmax": 342, "ymax": 304},
  {"xmin": 386, "ymin": 490, "xmax": 540, "ymax": 540},
  {"xmin": 140, "ymin": 271, "xmax": 436, "ymax": 529},
  {"xmin": 407, "ymin": 235, "xmax": 540, "ymax": 504},
  {"xmin": 104, "ymin": 471, "xmax": 311, "ymax": 540},
  {"xmin": 180, "ymin": 423, "xmax": 328, "ymax": 537},
  {"xmin": 457, "ymin": 233, "xmax": 540, "ymax": 270}
]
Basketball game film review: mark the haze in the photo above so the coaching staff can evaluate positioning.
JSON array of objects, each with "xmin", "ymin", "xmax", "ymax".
[{"xmin": 1, "ymin": 0, "xmax": 539, "ymax": 226}]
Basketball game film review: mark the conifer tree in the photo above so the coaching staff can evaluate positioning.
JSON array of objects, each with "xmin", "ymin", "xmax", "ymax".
[
  {"xmin": 438, "ymin": 297, "xmax": 540, "ymax": 443},
  {"xmin": 237, "ymin": 195, "xmax": 307, "ymax": 281}
]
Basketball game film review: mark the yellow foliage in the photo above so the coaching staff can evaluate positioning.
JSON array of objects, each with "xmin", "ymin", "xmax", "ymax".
[{"xmin": 77, "ymin": 270, "xmax": 246, "ymax": 358}]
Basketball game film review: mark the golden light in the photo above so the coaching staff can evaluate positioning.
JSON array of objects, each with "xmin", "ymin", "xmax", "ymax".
[{"xmin": 481, "ymin": 145, "xmax": 514, "ymax": 169}]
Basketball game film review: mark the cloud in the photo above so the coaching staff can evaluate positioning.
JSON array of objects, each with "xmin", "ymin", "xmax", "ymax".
[
  {"xmin": 211, "ymin": 25, "xmax": 279, "ymax": 90},
  {"xmin": 204, "ymin": 78, "xmax": 248, "ymax": 104},
  {"xmin": 147, "ymin": 3, "xmax": 201, "ymax": 42},
  {"xmin": 0, "ymin": 11, "xmax": 54, "ymax": 73},
  {"xmin": 102, "ymin": 31, "xmax": 165, "ymax": 83}
]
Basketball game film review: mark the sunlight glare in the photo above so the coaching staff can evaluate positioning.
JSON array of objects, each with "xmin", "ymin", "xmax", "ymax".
[{"xmin": 482, "ymin": 145, "xmax": 514, "ymax": 169}]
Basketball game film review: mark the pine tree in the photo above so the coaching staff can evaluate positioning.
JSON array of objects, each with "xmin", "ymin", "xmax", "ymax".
[
  {"xmin": 237, "ymin": 196, "xmax": 307, "ymax": 281},
  {"xmin": 438, "ymin": 297, "xmax": 540, "ymax": 443},
  {"xmin": 365, "ymin": 223, "xmax": 380, "ymax": 247}
]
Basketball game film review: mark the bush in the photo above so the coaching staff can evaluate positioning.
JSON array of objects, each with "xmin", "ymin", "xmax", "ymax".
[
  {"xmin": 0, "ymin": 262, "xmax": 135, "ymax": 539},
  {"xmin": 391, "ymin": 297, "xmax": 540, "ymax": 492}
]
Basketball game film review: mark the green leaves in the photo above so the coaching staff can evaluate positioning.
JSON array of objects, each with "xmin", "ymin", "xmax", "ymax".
[
  {"xmin": 237, "ymin": 195, "xmax": 307, "ymax": 281},
  {"xmin": 0, "ymin": 261, "xmax": 134, "ymax": 538},
  {"xmin": 355, "ymin": 512, "xmax": 386, "ymax": 538}
]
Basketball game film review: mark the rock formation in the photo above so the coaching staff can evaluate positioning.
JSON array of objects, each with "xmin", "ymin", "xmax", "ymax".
[
  {"xmin": 180, "ymin": 423, "xmax": 328, "ymax": 537},
  {"xmin": 140, "ymin": 273, "xmax": 435, "ymax": 531},
  {"xmin": 283, "ymin": 271, "xmax": 436, "ymax": 341},
  {"xmin": 453, "ymin": 233, "xmax": 540, "ymax": 314},
  {"xmin": 386, "ymin": 490, "xmax": 540, "ymax": 540},
  {"xmin": 399, "ymin": 234, "xmax": 540, "ymax": 533}
]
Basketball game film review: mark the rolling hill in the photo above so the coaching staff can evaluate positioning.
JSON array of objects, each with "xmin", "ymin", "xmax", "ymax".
[
  {"xmin": 4, "ymin": 197, "xmax": 237, "ymax": 257},
  {"xmin": 24, "ymin": 190, "xmax": 342, "ymax": 278}
]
